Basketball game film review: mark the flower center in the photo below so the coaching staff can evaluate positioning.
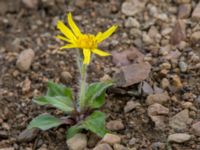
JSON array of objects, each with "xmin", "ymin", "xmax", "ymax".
[{"xmin": 76, "ymin": 34, "xmax": 97, "ymax": 49}]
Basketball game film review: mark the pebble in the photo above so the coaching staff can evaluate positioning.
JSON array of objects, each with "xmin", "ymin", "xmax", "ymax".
[
  {"xmin": 121, "ymin": 0, "xmax": 147, "ymax": 16},
  {"xmin": 171, "ymin": 75, "xmax": 183, "ymax": 89},
  {"xmin": 17, "ymin": 128, "xmax": 39, "ymax": 142},
  {"xmin": 22, "ymin": 78, "xmax": 31, "ymax": 93},
  {"xmin": 179, "ymin": 61, "xmax": 187, "ymax": 72},
  {"xmin": 148, "ymin": 103, "xmax": 169, "ymax": 129},
  {"xmin": 113, "ymin": 144, "xmax": 128, "ymax": 150},
  {"xmin": 101, "ymin": 133, "xmax": 121, "ymax": 145},
  {"xmin": 124, "ymin": 17, "xmax": 140, "ymax": 28},
  {"xmin": 168, "ymin": 133, "xmax": 191, "ymax": 143},
  {"xmin": 22, "ymin": 0, "xmax": 38, "ymax": 9},
  {"xmin": 169, "ymin": 109, "xmax": 192, "ymax": 130},
  {"xmin": 192, "ymin": 2, "xmax": 200, "ymax": 20},
  {"xmin": 174, "ymin": 0, "xmax": 190, "ymax": 4},
  {"xmin": 0, "ymin": 148, "xmax": 14, "ymax": 150},
  {"xmin": 170, "ymin": 20, "xmax": 186, "ymax": 45},
  {"xmin": 61, "ymin": 71, "xmax": 72, "ymax": 84},
  {"xmin": 191, "ymin": 31, "xmax": 200, "ymax": 42},
  {"xmin": 106, "ymin": 120, "xmax": 124, "ymax": 131},
  {"xmin": 124, "ymin": 101, "xmax": 141, "ymax": 113},
  {"xmin": 129, "ymin": 137, "xmax": 137, "ymax": 145},
  {"xmin": 146, "ymin": 93, "xmax": 170, "ymax": 105},
  {"xmin": 178, "ymin": 4, "xmax": 191, "ymax": 19},
  {"xmin": 93, "ymin": 143, "xmax": 113, "ymax": 150},
  {"xmin": 87, "ymin": 134, "xmax": 100, "ymax": 148},
  {"xmin": 0, "ymin": 130, "xmax": 8, "ymax": 139},
  {"xmin": 182, "ymin": 102, "xmax": 193, "ymax": 109},
  {"xmin": 161, "ymin": 78, "xmax": 170, "ymax": 89},
  {"xmin": 66, "ymin": 133, "xmax": 87, "ymax": 150},
  {"xmin": 142, "ymin": 81, "xmax": 154, "ymax": 95},
  {"xmin": 151, "ymin": 142, "xmax": 165, "ymax": 150},
  {"xmin": 192, "ymin": 121, "xmax": 200, "ymax": 136},
  {"xmin": 148, "ymin": 103, "xmax": 169, "ymax": 116},
  {"xmin": 16, "ymin": 49, "xmax": 35, "ymax": 72}
]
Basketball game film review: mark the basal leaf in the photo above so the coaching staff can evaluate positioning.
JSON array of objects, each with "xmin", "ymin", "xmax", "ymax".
[
  {"xmin": 34, "ymin": 96, "xmax": 74, "ymax": 113},
  {"xmin": 85, "ymin": 82, "xmax": 112, "ymax": 109},
  {"xmin": 66, "ymin": 125, "xmax": 83, "ymax": 139},
  {"xmin": 81, "ymin": 111, "xmax": 108, "ymax": 137},
  {"xmin": 47, "ymin": 81, "xmax": 73, "ymax": 99},
  {"xmin": 28, "ymin": 114, "xmax": 63, "ymax": 130}
]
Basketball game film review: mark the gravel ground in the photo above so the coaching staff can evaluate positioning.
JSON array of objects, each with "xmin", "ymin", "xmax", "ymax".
[{"xmin": 0, "ymin": 0, "xmax": 200, "ymax": 150}]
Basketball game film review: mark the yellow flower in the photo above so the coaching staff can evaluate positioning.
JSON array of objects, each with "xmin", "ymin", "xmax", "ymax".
[{"xmin": 56, "ymin": 13, "xmax": 117, "ymax": 64}]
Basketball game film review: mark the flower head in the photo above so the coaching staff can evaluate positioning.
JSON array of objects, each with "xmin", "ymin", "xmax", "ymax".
[{"xmin": 56, "ymin": 13, "xmax": 117, "ymax": 64}]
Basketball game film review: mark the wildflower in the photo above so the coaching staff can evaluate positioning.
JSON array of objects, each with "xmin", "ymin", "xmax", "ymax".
[{"xmin": 56, "ymin": 13, "xmax": 117, "ymax": 64}]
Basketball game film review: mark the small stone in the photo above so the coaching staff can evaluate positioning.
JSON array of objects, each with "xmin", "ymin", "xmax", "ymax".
[
  {"xmin": 121, "ymin": 0, "xmax": 147, "ymax": 16},
  {"xmin": 74, "ymin": 0, "xmax": 86, "ymax": 8},
  {"xmin": 124, "ymin": 101, "xmax": 141, "ymax": 113},
  {"xmin": 106, "ymin": 120, "xmax": 124, "ymax": 131},
  {"xmin": 178, "ymin": 4, "xmax": 191, "ymax": 19},
  {"xmin": 171, "ymin": 75, "xmax": 183, "ymax": 88},
  {"xmin": 142, "ymin": 32, "xmax": 153, "ymax": 45},
  {"xmin": 16, "ymin": 49, "xmax": 35, "ymax": 71},
  {"xmin": 174, "ymin": 0, "xmax": 190, "ymax": 4},
  {"xmin": 192, "ymin": 122, "xmax": 200, "ymax": 136},
  {"xmin": 61, "ymin": 71, "xmax": 72, "ymax": 84},
  {"xmin": 100, "ymin": 74, "xmax": 111, "ymax": 82},
  {"xmin": 169, "ymin": 109, "xmax": 192, "ymax": 130},
  {"xmin": 2, "ymin": 123, "xmax": 10, "ymax": 130},
  {"xmin": 151, "ymin": 142, "xmax": 165, "ymax": 150},
  {"xmin": 161, "ymin": 78, "xmax": 170, "ymax": 89},
  {"xmin": 22, "ymin": 0, "xmax": 38, "ymax": 9},
  {"xmin": 148, "ymin": 103, "xmax": 169, "ymax": 116},
  {"xmin": 168, "ymin": 133, "xmax": 191, "ymax": 143},
  {"xmin": 0, "ymin": 148, "xmax": 14, "ymax": 150},
  {"xmin": 93, "ymin": 143, "xmax": 113, "ymax": 150},
  {"xmin": 0, "ymin": 130, "xmax": 8, "ymax": 139},
  {"xmin": 22, "ymin": 78, "xmax": 31, "ymax": 93},
  {"xmin": 182, "ymin": 102, "xmax": 193, "ymax": 109},
  {"xmin": 113, "ymin": 144, "xmax": 128, "ymax": 150},
  {"xmin": 87, "ymin": 134, "xmax": 100, "ymax": 148},
  {"xmin": 142, "ymin": 81, "xmax": 153, "ymax": 95},
  {"xmin": 150, "ymin": 115, "xmax": 167, "ymax": 130},
  {"xmin": 66, "ymin": 133, "xmax": 87, "ymax": 150},
  {"xmin": 129, "ymin": 137, "xmax": 137, "ymax": 145},
  {"xmin": 191, "ymin": 31, "xmax": 200, "ymax": 42},
  {"xmin": 179, "ymin": 61, "xmax": 187, "ymax": 72},
  {"xmin": 101, "ymin": 133, "xmax": 121, "ymax": 145},
  {"xmin": 192, "ymin": 2, "xmax": 200, "ymax": 20},
  {"xmin": 170, "ymin": 20, "xmax": 186, "ymax": 45},
  {"xmin": 17, "ymin": 128, "xmax": 39, "ymax": 142},
  {"xmin": 124, "ymin": 17, "xmax": 140, "ymax": 28},
  {"xmin": 146, "ymin": 93, "xmax": 170, "ymax": 105}
]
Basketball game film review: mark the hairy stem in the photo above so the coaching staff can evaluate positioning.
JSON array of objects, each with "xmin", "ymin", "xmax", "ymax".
[{"xmin": 79, "ymin": 63, "xmax": 87, "ymax": 112}]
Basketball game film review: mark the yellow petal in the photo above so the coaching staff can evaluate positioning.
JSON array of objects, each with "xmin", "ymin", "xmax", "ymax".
[
  {"xmin": 57, "ymin": 20, "xmax": 76, "ymax": 41},
  {"xmin": 83, "ymin": 49, "xmax": 91, "ymax": 64},
  {"xmin": 60, "ymin": 44, "xmax": 77, "ymax": 50},
  {"xmin": 96, "ymin": 25, "xmax": 117, "ymax": 43},
  {"xmin": 56, "ymin": 35, "xmax": 72, "ymax": 43},
  {"xmin": 67, "ymin": 13, "xmax": 81, "ymax": 37},
  {"xmin": 92, "ymin": 49, "xmax": 111, "ymax": 56}
]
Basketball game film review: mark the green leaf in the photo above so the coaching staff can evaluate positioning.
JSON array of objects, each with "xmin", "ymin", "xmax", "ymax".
[
  {"xmin": 66, "ymin": 125, "xmax": 83, "ymax": 139},
  {"xmin": 85, "ymin": 82, "xmax": 112, "ymax": 109},
  {"xmin": 47, "ymin": 81, "xmax": 73, "ymax": 99},
  {"xmin": 66, "ymin": 111, "xmax": 108, "ymax": 139},
  {"xmin": 28, "ymin": 114, "xmax": 63, "ymax": 130},
  {"xmin": 34, "ymin": 96, "xmax": 74, "ymax": 113},
  {"xmin": 82, "ymin": 111, "xmax": 108, "ymax": 137}
]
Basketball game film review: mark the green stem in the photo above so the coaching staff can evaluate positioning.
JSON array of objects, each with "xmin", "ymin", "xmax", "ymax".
[{"xmin": 79, "ymin": 63, "xmax": 87, "ymax": 111}]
